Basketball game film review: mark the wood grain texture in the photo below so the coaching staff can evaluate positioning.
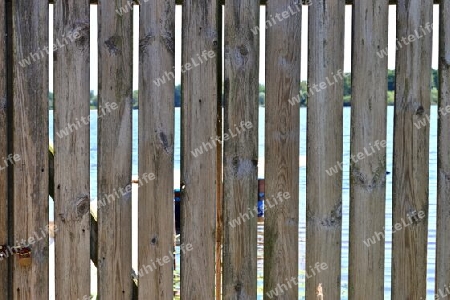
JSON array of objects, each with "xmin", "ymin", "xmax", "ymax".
[
  {"xmin": 392, "ymin": 0, "xmax": 433, "ymax": 298},
  {"xmin": 138, "ymin": 0, "xmax": 175, "ymax": 299},
  {"xmin": 215, "ymin": 5, "xmax": 223, "ymax": 300},
  {"xmin": 0, "ymin": 1, "xmax": 9, "ymax": 298},
  {"xmin": 180, "ymin": 0, "xmax": 220, "ymax": 298},
  {"xmin": 436, "ymin": 0, "xmax": 450, "ymax": 293},
  {"xmin": 11, "ymin": 0, "xmax": 49, "ymax": 298},
  {"xmin": 348, "ymin": 1, "xmax": 388, "ymax": 299},
  {"xmin": 97, "ymin": 0, "xmax": 133, "ymax": 297},
  {"xmin": 222, "ymin": 0, "xmax": 259, "ymax": 298},
  {"xmin": 306, "ymin": 1, "xmax": 344, "ymax": 299},
  {"xmin": 263, "ymin": 1, "xmax": 301, "ymax": 299},
  {"xmin": 48, "ymin": 0, "xmax": 445, "ymax": 6},
  {"xmin": 53, "ymin": 0, "xmax": 91, "ymax": 298}
]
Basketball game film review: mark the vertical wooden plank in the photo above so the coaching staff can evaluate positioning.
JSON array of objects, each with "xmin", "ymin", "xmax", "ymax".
[
  {"xmin": 53, "ymin": 0, "xmax": 90, "ymax": 298},
  {"xmin": 348, "ymin": 1, "xmax": 388, "ymax": 299},
  {"xmin": 98, "ymin": 0, "xmax": 133, "ymax": 297},
  {"xmin": 180, "ymin": 0, "xmax": 219, "ymax": 298},
  {"xmin": 215, "ymin": 5, "xmax": 223, "ymax": 300},
  {"xmin": 0, "ymin": 0, "xmax": 9, "ymax": 298},
  {"xmin": 222, "ymin": 0, "xmax": 259, "ymax": 298},
  {"xmin": 11, "ymin": 0, "xmax": 49, "ymax": 298},
  {"xmin": 392, "ymin": 0, "xmax": 433, "ymax": 298},
  {"xmin": 138, "ymin": 0, "xmax": 175, "ymax": 298},
  {"xmin": 436, "ymin": 0, "xmax": 450, "ymax": 291},
  {"xmin": 306, "ymin": 0, "xmax": 344, "ymax": 299},
  {"xmin": 264, "ymin": 1, "xmax": 301, "ymax": 299}
]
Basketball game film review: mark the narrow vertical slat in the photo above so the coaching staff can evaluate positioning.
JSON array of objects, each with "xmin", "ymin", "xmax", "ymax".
[
  {"xmin": 306, "ymin": 0, "xmax": 344, "ymax": 298},
  {"xmin": 11, "ymin": 0, "xmax": 49, "ymax": 298},
  {"xmin": 222, "ymin": 0, "xmax": 259, "ymax": 298},
  {"xmin": 436, "ymin": 0, "xmax": 450, "ymax": 291},
  {"xmin": 215, "ymin": 5, "xmax": 223, "ymax": 300},
  {"xmin": 392, "ymin": 0, "xmax": 433, "ymax": 298},
  {"xmin": 53, "ymin": 0, "xmax": 90, "ymax": 298},
  {"xmin": 348, "ymin": 1, "xmax": 388, "ymax": 299},
  {"xmin": 264, "ymin": 2, "xmax": 301, "ymax": 299},
  {"xmin": 98, "ymin": 0, "xmax": 133, "ymax": 297},
  {"xmin": 180, "ymin": 0, "xmax": 219, "ymax": 298},
  {"xmin": 0, "ymin": 1, "xmax": 9, "ymax": 298},
  {"xmin": 138, "ymin": 0, "xmax": 175, "ymax": 298}
]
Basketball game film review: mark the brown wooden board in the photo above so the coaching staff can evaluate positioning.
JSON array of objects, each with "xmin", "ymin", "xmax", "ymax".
[
  {"xmin": 97, "ymin": 0, "xmax": 133, "ymax": 297},
  {"xmin": 138, "ymin": 0, "xmax": 176, "ymax": 298},
  {"xmin": 392, "ymin": 0, "xmax": 433, "ymax": 298},
  {"xmin": 222, "ymin": 0, "xmax": 259, "ymax": 298},
  {"xmin": 306, "ymin": 0, "xmax": 345, "ymax": 298},
  {"xmin": 180, "ymin": 0, "xmax": 220, "ymax": 298},
  {"xmin": 263, "ymin": 1, "xmax": 301, "ymax": 299},
  {"xmin": 10, "ymin": 0, "xmax": 49, "ymax": 298},
  {"xmin": 53, "ymin": 0, "xmax": 91, "ymax": 298},
  {"xmin": 348, "ymin": 1, "xmax": 389, "ymax": 299}
]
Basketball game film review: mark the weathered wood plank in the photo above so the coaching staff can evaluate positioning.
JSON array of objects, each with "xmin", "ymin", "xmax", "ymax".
[
  {"xmin": 0, "ymin": 0, "xmax": 9, "ymax": 298},
  {"xmin": 392, "ymin": 0, "xmax": 433, "ymax": 298},
  {"xmin": 97, "ymin": 0, "xmax": 133, "ymax": 297},
  {"xmin": 11, "ymin": 0, "xmax": 49, "ymax": 298},
  {"xmin": 53, "ymin": 1, "xmax": 91, "ymax": 298},
  {"xmin": 48, "ymin": 0, "xmax": 444, "ymax": 6},
  {"xmin": 348, "ymin": 1, "xmax": 389, "ymax": 299},
  {"xmin": 138, "ymin": 0, "xmax": 175, "ymax": 299},
  {"xmin": 222, "ymin": 0, "xmax": 259, "ymax": 298},
  {"xmin": 436, "ymin": 0, "xmax": 450, "ymax": 294},
  {"xmin": 264, "ymin": 1, "xmax": 301, "ymax": 299},
  {"xmin": 180, "ymin": 0, "xmax": 220, "ymax": 298},
  {"xmin": 306, "ymin": 0, "xmax": 344, "ymax": 299}
]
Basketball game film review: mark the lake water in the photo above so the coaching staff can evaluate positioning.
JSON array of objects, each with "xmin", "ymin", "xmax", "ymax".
[{"xmin": 48, "ymin": 106, "xmax": 439, "ymax": 299}]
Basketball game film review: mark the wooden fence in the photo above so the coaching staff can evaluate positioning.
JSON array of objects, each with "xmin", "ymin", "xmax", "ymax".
[{"xmin": 0, "ymin": 0, "xmax": 447, "ymax": 299}]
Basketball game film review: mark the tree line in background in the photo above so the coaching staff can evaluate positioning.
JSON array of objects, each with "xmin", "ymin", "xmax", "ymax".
[{"xmin": 48, "ymin": 69, "xmax": 439, "ymax": 110}]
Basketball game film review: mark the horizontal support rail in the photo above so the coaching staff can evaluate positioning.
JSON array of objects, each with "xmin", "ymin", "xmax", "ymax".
[{"xmin": 47, "ymin": 0, "xmax": 441, "ymax": 5}]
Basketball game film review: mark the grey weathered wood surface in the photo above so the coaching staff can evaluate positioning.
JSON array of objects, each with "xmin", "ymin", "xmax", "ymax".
[
  {"xmin": 392, "ymin": 0, "xmax": 433, "ymax": 298},
  {"xmin": 180, "ymin": 0, "xmax": 219, "ymax": 298},
  {"xmin": 97, "ymin": 0, "xmax": 133, "ymax": 297},
  {"xmin": 11, "ymin": 0, "xmax": 49, "ymax": 298},
  {"xmin": 48, "ymin": 0, "xmax": 444, "ymax": 5},
  {"xmin": 436, "ymin": 0, "xmax": 450, "ymax": 293},
  {"xmin": 348, "ymin": 1, "xmax": 388, "ymax": 299},
  {"xmin": 222, "ymin": 0, "xmax": 259, "ymax": 298},
  {"xmin": 215, "ymin": 5, "xmax": 223, "ymax": 299},
  {"xmin": 0, "ymin": 1, "xmax": 8, "ymax": 298},
  {"xmin": 306, "ymin": 0, "xmax": 344, "ymax": 299},
  {"xmin": 264, "ymin": 1, "xmax": 301, "ymax": 299},
  {"xmin": 138, "ymin": 0, "xmax": 175, "ymax": 298},
  {"xmin": 53, "ymin": 0, "xmax": 91, "ymax": 298}
]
